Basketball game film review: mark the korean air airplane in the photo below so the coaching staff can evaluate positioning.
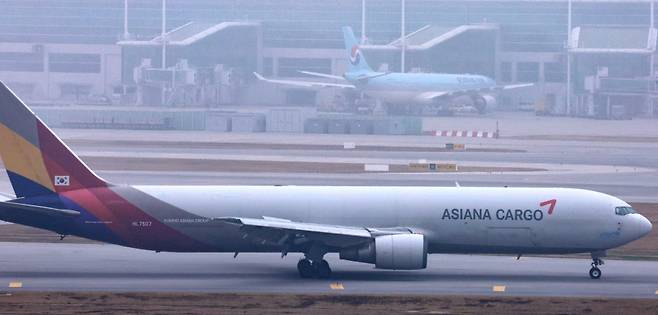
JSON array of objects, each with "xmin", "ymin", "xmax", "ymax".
[
  {"xmin": 255, "ymin": 26, "xmax": 532, "ymax": 114},
  {"xmin": 0, "ymin": 81, "xmax": 651, "ymax": 280}
]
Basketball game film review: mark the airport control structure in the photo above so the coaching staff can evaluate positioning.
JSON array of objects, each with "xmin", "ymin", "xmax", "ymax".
[{"xmin": 1, "ymin": 0, "xmax": 658, "ymax": 121}]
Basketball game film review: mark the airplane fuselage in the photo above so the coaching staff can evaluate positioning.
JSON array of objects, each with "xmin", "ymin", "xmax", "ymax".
[
  {"xmin": 346, "ymin": 72, "xmax": 496, "ymax": 105},
  {"xmin": 11, "ymin": 186, "xmax": 649, "ymax": 256}
]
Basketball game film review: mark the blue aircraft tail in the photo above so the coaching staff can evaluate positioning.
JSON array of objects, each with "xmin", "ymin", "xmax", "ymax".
[{"xmin": 342, "ymin": 26, "xmax": 374, "ymax": 74}]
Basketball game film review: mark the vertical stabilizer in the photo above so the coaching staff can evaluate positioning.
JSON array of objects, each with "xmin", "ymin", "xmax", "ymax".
[
  {"xmin": 342, "ymin": 26, "xmax": 374, "ymax": 74},
  {"xmin": 0, "ymin": 82, "xmax": 108, "ymax": 198}
]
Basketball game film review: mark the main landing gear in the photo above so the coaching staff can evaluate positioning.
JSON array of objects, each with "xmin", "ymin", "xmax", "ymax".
[
  {"xmin": 297, "ymin": 258, "xmax": 332, "ymax": 279},
  {"xmin": 589, "ymin": 257, "xmax": 604, "ymax": 279}
]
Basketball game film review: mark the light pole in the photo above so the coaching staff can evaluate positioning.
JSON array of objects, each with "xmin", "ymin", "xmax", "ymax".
[
  {"xmin": 161, "ymin": 0, "xmax": 167, "ymax": 70},
  {"xmin": 161, "ymin": 0, "xmax": 167, "ymax": 105},
  {"xmin": 566, "ymin": 0, "xmax": 572, "ymax": 116},
  {"xmin": 361, "ymin": 0, "xmax": 367, "ymax": 44},
  {"xmin": 123, "ymin": 0, "xmax": 130, "ymax": 40},
  {"xmin": 401, "ymin": 0, "xmax": 406, "ymax": 73}
]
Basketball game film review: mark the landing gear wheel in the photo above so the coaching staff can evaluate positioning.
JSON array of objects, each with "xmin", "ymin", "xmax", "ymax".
[
  {"xmin": 314, "ymin": 259, "xmax": 332, "ymax": 279},
  {"xmin": 297, "ymin": 259, "xmax": 314, "ymax": 278},
  {"xmin": 589, "ymin": 267, "xmax": 602, "ymax": 279},
  {"xmin": 589, "ymin": 257, "xmax": 604, "ymax": 279},
  {"xmin": 471, "ymin": 95, "xmax": 487, "ymax": 114}
]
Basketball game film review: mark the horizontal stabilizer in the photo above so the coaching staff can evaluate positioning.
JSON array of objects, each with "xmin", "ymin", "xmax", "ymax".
[{"xmin": 0, "ymin": 201, "xmax": 80, "ymax": 218}]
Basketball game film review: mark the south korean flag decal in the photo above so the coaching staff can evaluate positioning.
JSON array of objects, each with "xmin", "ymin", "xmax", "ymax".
[{"xmin": 54, "ymin": 175, "xmax": 70, "ymax": 186}]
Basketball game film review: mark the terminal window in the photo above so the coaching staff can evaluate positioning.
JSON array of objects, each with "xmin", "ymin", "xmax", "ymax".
[
  {"xmin": 0, "ymin": 52, "xmax": 44, "ymax": 72},
  {"xmin": 516, "ymin": 62, "xmax": 539, "ymax": 83},
  {"xmin": 49, "ymin": 53, "xmax": 101, "ymax": 73},
  {"xmin": 278, "ymin": 58, "xmax": 331, "ymax": 77},
  {"xmin": 544, "ymin": 62, "xmax": 566, "ymax": 83},
  {"xmin": 500, "ymin": 62, "xmax": 512, "ymax": 82}
]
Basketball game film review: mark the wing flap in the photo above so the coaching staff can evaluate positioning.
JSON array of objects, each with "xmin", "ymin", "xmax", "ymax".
[{"xmin": 215, "ymin": 217, "xmax": 374, "ymax": 248}]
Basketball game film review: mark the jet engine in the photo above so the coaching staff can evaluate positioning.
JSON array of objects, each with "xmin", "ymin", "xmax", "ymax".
[
  {"xmin": 471, "ymin": 94, "xmax": 497, "ymax": 114},
  {"xmin": 339, "ymin": 234, "xmax": 427, "ymax": 270}
]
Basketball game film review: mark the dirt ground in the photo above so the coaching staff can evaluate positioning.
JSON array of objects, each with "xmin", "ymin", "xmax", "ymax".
[
  {"xmin": 0, "ymin": 292, "xmax": 655, "ymax": 315},
  {"xmin": 508, "ymin": 134, "xmax": 658, "ymax": 143},
  {"xmin": 80, "ymin": 156, "xmax": 544, "ymax": 174},
  {"xmin": 67, "ymin": 139, "xmax": 525, "ymax": 153}
]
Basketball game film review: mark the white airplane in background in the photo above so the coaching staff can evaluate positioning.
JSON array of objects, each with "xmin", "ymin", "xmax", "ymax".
[
  {"xmin": 255, "ymin": 27, "xmax": 532, "ymax": 115},
  {"xmin": 0, "ymin": 81, "xmax": 651, "ymax": 280}
]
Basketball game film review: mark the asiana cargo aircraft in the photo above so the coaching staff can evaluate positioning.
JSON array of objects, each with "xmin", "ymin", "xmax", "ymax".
[{"xmin": 0, "ymin": 82, "xmax": 651, "ymax": 279}]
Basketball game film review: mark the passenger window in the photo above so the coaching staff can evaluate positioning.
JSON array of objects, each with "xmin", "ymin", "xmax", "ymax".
[{"xmin": 615, "ymin": 207, "xmax": 636, "ymax": 216}]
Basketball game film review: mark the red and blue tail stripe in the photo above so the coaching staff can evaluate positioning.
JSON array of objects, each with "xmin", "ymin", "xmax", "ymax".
[{"xmin": 0, "ymin": 81, "xmax": 213, "ymax": 251}]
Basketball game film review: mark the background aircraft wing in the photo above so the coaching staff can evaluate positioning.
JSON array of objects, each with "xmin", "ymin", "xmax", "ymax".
[
  {"xmin": 499, "ymin": 83, "xmax": 534, "ymax": 90},
  {"xmin": 415, "ymin": 91, "xmax": 451, "ymax": 102},
  {"xmin": 215, "ymin": 216, "xmax": 413, "ymax": 248},
  {"xmin": 253, "ymin": 72, "xmax": 355, "ymax": 89},
  {"xmin": 298, "ymin": 71, "xmax": 346, "ymax": 81}
]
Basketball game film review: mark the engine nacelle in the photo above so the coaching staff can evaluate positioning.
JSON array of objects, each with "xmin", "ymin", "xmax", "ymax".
[
  {"xmin": 472, "ymin": 94, "xmax": 497, "ymax": 113},
  {"xmin": 339, "ymin": 234, "xmax": 428, "ymax": 270}
]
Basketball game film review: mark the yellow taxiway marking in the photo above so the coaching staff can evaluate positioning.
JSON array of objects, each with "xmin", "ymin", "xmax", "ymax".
[
  {"xmin": 492, "ymin": 285, "xmax": 506, "ymax": 293},
  {"xmin": 330, "ymin": 283, "xmax": 344, "ymax": 290},
  {"xmin": 8, "ymin": 282, "xmax": 22, "ymax": 288}
]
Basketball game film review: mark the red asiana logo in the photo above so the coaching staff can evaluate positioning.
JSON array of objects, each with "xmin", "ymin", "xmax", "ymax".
[{"xmin": 540, "ymin": 199, "xmax": 557, "ymax": 215}]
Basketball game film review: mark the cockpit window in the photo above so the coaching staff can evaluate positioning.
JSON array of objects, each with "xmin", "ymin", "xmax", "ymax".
[{"xmin": 615, "ymin": 206, "xmax": 636, "ymax": 216}]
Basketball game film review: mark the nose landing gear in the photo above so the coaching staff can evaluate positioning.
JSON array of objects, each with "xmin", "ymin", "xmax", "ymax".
[{"xmin": 589, "ymin": 257, "xmax": 604, "ymax": 279}]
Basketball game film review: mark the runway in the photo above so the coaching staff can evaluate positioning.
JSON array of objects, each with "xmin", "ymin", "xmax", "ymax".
[
  {"xmin": 1, "ymin": 242, "xmax": 658, "ymax": 298},
  {"xmin": 60, "ymin": 128, "xmax": 658, "ymax": 203}
]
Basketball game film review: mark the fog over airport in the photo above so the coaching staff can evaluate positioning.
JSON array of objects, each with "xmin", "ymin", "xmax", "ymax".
[{"xmin": 0, "ymin": 0, "xmax": 657, "ymax": 313}]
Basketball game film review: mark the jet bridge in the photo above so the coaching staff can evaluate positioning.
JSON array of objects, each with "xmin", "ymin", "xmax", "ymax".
[
  {"xmin": 118, "ymin": 21, "xmax": 261, "ymax": 106},
  {"xmin": 361, "ymin": 24, "xmax": 499, "ymax": 76},
  {"xmin": 569, "ymin": 26, "xmax": 658, "ymax": 118}
]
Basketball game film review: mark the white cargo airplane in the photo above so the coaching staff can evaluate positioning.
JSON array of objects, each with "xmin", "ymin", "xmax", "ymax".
[
  {"xmin": 0, "ymin": 81, "xmax": 650, "ymax": 280},
  {"xmin": 255, "ymin": 27, "xmax": 532, "ymax": 114}
]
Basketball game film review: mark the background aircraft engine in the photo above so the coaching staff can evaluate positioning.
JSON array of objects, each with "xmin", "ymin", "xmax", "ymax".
[
  {"xmin": 472, "ymin": 94, "xmax": 497, "ymax": 113},
  {"xmin": 339, "ymin": 234, "xmax": 428, "ymax": 270}
]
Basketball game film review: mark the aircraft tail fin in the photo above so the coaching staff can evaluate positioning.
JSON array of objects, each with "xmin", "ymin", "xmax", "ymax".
[
  {"xmin": 0, "ymin": 82, "xmax": 108, "ymax": 198},
  {"xmin": 342, "ymin": 26, "xmax": 373, "ymax": 74}
]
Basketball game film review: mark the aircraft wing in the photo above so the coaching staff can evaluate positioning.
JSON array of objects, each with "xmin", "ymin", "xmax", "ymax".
[
  {"xmin": 415, "ymin": 91, "xmax": 451, "ymax": 101},
  {"xmin": 253, "ymin": 72, "xmax": 355, "ymax": 89},
  {"xmin": 0, "ymin": 192, "xmax": 15, "ymax": 202},
  {"xmin": 298, "ymin": 71, "xmax": 346, "ymax": 81},
  {"xmin": 499, "ymin": 83, "xmax": 534, "ymax": 90},
  {"xmin": 215, "ymin": 216, "xmax": 413, "ymax": 248}
]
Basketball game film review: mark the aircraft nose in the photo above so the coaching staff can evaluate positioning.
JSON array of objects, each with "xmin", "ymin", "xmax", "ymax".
[{"xmin": 636, "ymin": 215, "xmax": 652, "ymax": 237}]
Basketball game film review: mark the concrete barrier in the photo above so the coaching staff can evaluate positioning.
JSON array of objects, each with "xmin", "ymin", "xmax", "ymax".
[{"xmin": 364, "ymin": 164, "xmax": 389, "ymax": 172}]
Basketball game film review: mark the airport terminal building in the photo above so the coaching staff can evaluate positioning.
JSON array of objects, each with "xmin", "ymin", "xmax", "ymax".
[{"xmin": 1, "ymin": 0, "xmax": 657, "ymax": 118}]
